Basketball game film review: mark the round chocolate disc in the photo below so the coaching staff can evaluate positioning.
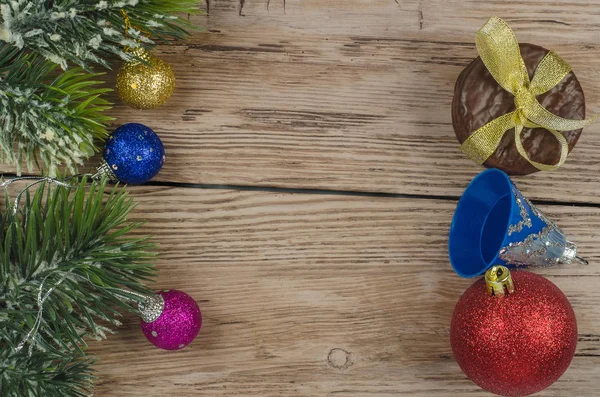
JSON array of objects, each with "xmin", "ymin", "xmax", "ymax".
[{"xmin": 452, "ymin": 43, "xmax": 585, "ymax": 175}]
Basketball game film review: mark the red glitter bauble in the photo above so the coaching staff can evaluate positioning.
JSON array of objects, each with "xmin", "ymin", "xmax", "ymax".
[{"xmin": 450, "ymin": 270, "xmax": 577, "ymax": 397}]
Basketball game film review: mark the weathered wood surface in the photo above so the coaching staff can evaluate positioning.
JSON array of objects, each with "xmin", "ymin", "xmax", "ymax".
[
  {"xmin": 108, "ymin": 0, "xmax": 600, "ymax": 203},
  {"xmin": 3, "ymin": 1, "xmax": 600, "ymax": 201},
  {"xmin": 3, "ymin": 1, "xmax": 600, "ymax": 396},
  {"xmin": 87, "ymin": 187, "xmax": 600, "ymax": 396}
]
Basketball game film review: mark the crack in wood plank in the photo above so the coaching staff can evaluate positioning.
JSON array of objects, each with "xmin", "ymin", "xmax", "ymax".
[
  {"xmin": 505, "ymin": 18, "xmax": 570, "ymax": 26},
  {"xmin": 186, "ymin": 43, "xmax": 285, "ymax": 53}
]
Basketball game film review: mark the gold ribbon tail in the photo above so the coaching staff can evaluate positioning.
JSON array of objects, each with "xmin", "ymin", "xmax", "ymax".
[
  {"xmin": 514, "ymin": 123, "xmax": 568, "ymax": 171},
  {"xmin": 460, "ymin": 112, "xmax": 517, "ymax": 164}
]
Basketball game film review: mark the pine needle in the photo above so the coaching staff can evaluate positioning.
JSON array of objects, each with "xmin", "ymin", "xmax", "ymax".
[
  {"xmin": 0, "ymin": 0, "xmax": 202, "ymax": 70},
  {"xmin": 0, "ymin": 178, "xmax": 155, "ymax": 395},
  {"xmin": 0, "ymin": 44, "xmax": 114, "ymax": 174}
]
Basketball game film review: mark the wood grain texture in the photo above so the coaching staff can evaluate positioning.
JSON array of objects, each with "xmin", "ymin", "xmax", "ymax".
[
  {"xmin": 87, "ymin": 187, "xmax": 600, "ymax": 396},
  {"xmin": 104, "ymin": 0, "xmax": 600, "ymax": 203},
  {"xmin": 4, "ymin": 1, "xmax": 600, "ymax": 201},
  {"xmin": 2, "ymin": 1, "xmax": 600, "ymax": 396}
]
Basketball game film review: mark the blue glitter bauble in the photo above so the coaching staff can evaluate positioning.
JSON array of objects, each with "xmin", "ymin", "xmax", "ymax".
[{"xmin": 103, "ymin": 123, "xmax": 165, "ymax": 185}]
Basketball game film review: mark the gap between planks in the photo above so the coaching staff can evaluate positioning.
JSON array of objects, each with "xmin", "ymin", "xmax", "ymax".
[{"xmin": 1, "ymin": 172, "xmax": 599, "ymax": 209}]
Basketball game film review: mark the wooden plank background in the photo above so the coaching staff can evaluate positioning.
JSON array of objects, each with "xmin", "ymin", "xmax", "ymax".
[
  {"xmin": 4, "ymin": 0, "xmax": 600, "ymax": 396},
  {"xmin": 108, "ymin": 0, "xmax": 600, "ymax": 203},
  {"xmin": 87, "ymin": 188, "xmax": 599, "ymax": 397}
]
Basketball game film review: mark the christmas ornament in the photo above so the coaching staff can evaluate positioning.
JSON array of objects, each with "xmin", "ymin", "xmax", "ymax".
[
  {"xmin": 94, "ymin": 123, "xmax": 165, "ymax": 185},
  {"xmin": 453, "ymin": 16, "xmax": 597, "ymax": 174},
  {"xmin": 116, "ymin": 47, "xmax": 176, "ymax": 109},
  {"xmin": 0, "ymin": 0, "xmax": 196, "ymax": 180},
  {"xmin": 451, "ymin": 266, "xmax": 577, "ymax": 397},
  {"xmin": 139, "ymin": 290, "xmax": 202, "ymax": 350},
  {"xmin": 0, "ymin": 0, "xmax": 199, "ymax": 393},
  {"xmin": 449, "ymin": 168, "xmax": 587, "ymax": 278},
  {"xmin": 0, "ymin": 176, "xmax": 202, "ymax": 355}
]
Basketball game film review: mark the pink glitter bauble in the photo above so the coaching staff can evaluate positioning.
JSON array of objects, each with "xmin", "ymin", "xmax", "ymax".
[{"xmin": 140, "ymin": 290, "xmax": 202, "ymax": 350}]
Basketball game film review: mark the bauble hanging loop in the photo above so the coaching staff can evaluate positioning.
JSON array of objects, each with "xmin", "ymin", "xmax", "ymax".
[
  {"xmin": 116, "ymin": 47, "xmax": 176, "ymax": 109},
  {"xmin": 484, "ymin": 265, "xmax": 515, "ymax": 297},
  {"xmin": 138, "ymin": 294, "xmax": 165, "ymax": 323}
]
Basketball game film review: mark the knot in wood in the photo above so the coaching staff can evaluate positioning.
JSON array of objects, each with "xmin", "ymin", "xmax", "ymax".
[{"xmin": 327, "ymin": 348, "xmax": 351, "ymax": 369}]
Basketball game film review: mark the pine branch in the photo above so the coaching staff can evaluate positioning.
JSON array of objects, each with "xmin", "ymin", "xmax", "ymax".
[
  {"xmin": 1, "ymin": 0, "xmax": 202, "ymax": 70},
  {"xmin": 0, "ymin": 44, "xmax": 113, "ymax": 174},
  {"xmin": 0, "ymin": 178, "xmax": 156, "ymax": 395},
  {"xmin": 0, "ymin": 350, "xmax": 94, "ymax": 397},
  {"xmin": 0, "ymin": 1, "xmax": 201, "ymax": 172}
]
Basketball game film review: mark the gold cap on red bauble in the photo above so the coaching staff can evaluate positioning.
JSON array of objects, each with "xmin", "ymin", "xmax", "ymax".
[{"xmin": 485, "ymin": 265, "xmax": 515, "ymax": 297}]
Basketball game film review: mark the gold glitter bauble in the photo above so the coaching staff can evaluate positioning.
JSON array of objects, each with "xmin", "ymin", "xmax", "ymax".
[{"xmin": 116, "ymin": 47, "xmax": 175, "ymax": 109}]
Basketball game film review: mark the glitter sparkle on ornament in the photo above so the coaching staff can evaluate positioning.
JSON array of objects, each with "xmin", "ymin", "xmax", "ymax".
[
  {"xmin": 140, "ymin": 290, "xmax": 202, "ymax": 350},
  {"xmin": 116, "ymin": 47, "xmax": 175, "ymax": 109},
  {"xmin": 450, "ymin": 270, "xmax": 577, "ymax": 397},
  {"xmin": 103, "ymin": 123, "xmax": 165, "ymax": 185}
]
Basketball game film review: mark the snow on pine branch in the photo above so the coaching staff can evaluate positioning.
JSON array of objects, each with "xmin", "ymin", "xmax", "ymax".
[
  {"xmin": 0, "ymin": 0, "xmax": 199, "ymax": 70},
  {"xmin": 0, "ymin": 47, "xmax": 113, "ymax": 174}
]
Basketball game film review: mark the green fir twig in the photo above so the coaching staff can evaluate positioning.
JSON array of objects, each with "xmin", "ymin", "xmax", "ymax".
[
  {"xmin": 0, "ymin": 44, "xmax": 113, "ymax": 174},
  {"xmin": 0, "ymin": 351, "xmax": 94, "ymax": 397},
  {"xmin": 0, "ymin": 178, "xmax": 155, "ymax": 396},
  {"xmin": 0, "ymin": 0, "xmax": 202, "ymax": 70}
]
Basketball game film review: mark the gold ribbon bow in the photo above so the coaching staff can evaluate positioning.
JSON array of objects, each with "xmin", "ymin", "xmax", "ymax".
[{"xmin": 460, "ymin": 17, "xmax": 596, "ymax": 171}]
